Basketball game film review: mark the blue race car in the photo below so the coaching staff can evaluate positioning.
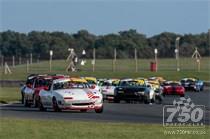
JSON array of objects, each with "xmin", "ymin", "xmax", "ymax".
[{"xmin": 180, "ymin": 78, "xmax": 204, "ymax": 92}]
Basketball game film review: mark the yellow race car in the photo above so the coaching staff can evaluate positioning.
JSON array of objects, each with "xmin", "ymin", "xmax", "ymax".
[
  {"xmin": 148, "ymin": 77, "xmax": 166, "ymax": 84},
  {"xmin": 83, "ymin": 77, "xmax": 97, "ymax": 84}
]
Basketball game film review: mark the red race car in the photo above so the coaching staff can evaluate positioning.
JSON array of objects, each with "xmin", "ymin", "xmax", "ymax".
[
  {"xmin": 22, "ymin": 74, "xmax": 66, "ymax": 107},
  {"xmin": 162, "ymin": 81, "xmax": 185, "ymax": 97}
]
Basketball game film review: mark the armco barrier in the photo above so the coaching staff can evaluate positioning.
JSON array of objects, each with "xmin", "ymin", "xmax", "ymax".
[
  {"xmin": 0, "ymin": 80, "xmax": 25, "ymax": 87},
  {"xmin": 0, "ymin": 80, "xmax": 210, "ymax": 87}
]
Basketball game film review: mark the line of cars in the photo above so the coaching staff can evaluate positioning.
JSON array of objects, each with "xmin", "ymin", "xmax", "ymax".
[
  {"xmin": 20, "ymin": 74, "xmax": 204, "ymax": 112},
  {"xmin": 20, "ymin": 74, "xmax": 103, "ymax": 113},
  {"xmin": 98, "ymin": 77, "xmax": 204, "ymax": 104}
]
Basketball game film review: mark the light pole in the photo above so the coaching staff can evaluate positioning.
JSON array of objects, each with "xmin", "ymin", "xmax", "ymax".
[
  {"xmin": 175, "ymin": 37, "xmax": 180, "ymax": 71},
  {"xmin": 49, "ymin": 50, "xmax": 53, "ymax": 72},
  {"xmin": 154, "ymin": 48, "xmax": 158, "ymax": 72}
]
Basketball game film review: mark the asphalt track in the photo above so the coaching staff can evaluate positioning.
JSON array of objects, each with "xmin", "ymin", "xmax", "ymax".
[{"xmin": 0, "ymin": 90, "xmax": 209, "ymax": 124}]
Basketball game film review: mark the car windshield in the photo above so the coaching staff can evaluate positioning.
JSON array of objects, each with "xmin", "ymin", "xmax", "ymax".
[
  {"xmin": 86, "ymin": 80, "xmax": 96, "ymax": 85},
  {"xmin": 53, "ymin": 81, "xmax": 89, "ymax": 90},
  {"xmin": 119, "ymin": 81, "xmax": 143, "ymax": 87},
  {"xmin": 187, "ymin": 79, "xmax": 195, "ymax": 83},
  {"xmin": 101, "ymin": 82, "xmax": 111, "ymax": 86},
  {"xmin": 164, "ymin": 82, "xmax": 180, "ymax": 86},
  {"xmin": 35, "ymin": 79, "xmax": 52, "ymax": 88}
]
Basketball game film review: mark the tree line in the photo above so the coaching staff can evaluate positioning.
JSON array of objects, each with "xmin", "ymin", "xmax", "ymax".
[{"xmin": 0, "ymin": 29, "xmax": 209, "ymax": 59}]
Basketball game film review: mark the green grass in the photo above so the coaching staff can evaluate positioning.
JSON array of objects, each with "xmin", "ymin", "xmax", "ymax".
[
  {"xmin": 0, "ymin": 87, "xmax": 20, "ymax": 103},
  {"xmin": 0, "ymin": 118, "xmax": 209, "ymax": 139},
  {"xmin": 0, "ymin": 58, "xmax": 209, "ymax": 80}
]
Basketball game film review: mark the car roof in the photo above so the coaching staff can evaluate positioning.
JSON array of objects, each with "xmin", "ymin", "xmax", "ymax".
[
  {"xmin": 181, "ymin": 78, "xmax": 196, "ymax": 81},
  {"xmin": 53, "ymin": 78, "xmax": 70, "ymax": 83},
  {"xmin": 164, "ymin": 81, "xmax": 180, "ymax": 84},
  {"xmin": 70, "ymin": 77, "xmax": 87, "ymax": 83},
  {"xmin": 83, "ymin": 77, "xmax": 97, "ymax": 82}
]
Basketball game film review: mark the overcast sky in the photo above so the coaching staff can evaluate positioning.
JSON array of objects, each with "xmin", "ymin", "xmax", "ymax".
[{"xmin": 0, "ymin": 0, "xmax": 209, "ymax": 37}]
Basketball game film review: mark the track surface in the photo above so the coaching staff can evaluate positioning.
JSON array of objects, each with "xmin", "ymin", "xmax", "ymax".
[{"xmin": 0, "ymin": 91, "xmax": 209, "ymax": 124}]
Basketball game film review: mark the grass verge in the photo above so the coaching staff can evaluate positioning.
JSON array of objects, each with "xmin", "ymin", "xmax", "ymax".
[
  {"xmin": 0, "ymin": 87, "xmax": 20, "ymax": 103},
  {"xmin": 0, "ymin": 58, "xmax": 209, "ymax": 80},
  {"xmin": 0, "ymin": 118, "xmax": 209, "ymax": 139}
]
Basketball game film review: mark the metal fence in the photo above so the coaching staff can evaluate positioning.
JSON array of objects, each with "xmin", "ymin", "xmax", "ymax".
[{"xmin": 0, "ymin": 49, "xmax": 209, "ymax": 74}]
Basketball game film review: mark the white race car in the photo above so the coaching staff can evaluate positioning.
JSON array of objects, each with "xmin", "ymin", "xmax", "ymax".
[
  {"xmin": 38, "ymin": 78, "xmax": 103, "ymax": 113},
  {"xmin": 100, "ymin": 79, "xmax": 119, "ymax": 101}
]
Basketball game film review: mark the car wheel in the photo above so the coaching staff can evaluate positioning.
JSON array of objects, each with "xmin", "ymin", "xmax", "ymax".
[
  {"xmin": 162, "ymin": 93, "xmax": 166, "ymax": 97},
  {"xmin": 24, "ymin": 97, "xmax": 29, "ymax": 107},
  {"xmin": 33, "ymin": 95, "xmax": 38, "ymax": 108},
  {"xmin": 21, "ymin": 92, "xmax": 24, "ymax": 104},
  {"xmin": 200, "ymin": 86, "xmax": 204, "ymax": 91},
  {"xmin": 52, "ymin": 97, "xmax": 61, "ymax": 112},
  {"xmin": 151, "ymin": 98, "xmax": 155, "ymax": 103},
  {"xmin": 155, "ymin": 95, "xmax": 163, "ymax": 104},
  {"xmin": 95, "ymin": 106, "xmax": 103, "ymax": 113},
  {"xmin": 80, "ymin": 109, "xmax": 87, "ymax": 112},
  {"xmin": 114, "ymin": 98, "xmax": 120, "ymax": 103},
  {"xmin": 180, "ymin": 94, "xmax": 185, "ymax": 97},
  {"xmin": 143, "ymin": 96, "xmax": 150, "ymax": 104},
  {"xmin": 144, "ymin": 99, "xmax": 149, "ymax": 104},
  {"xmin": 38, "ymin": 97, "xmax": 46, "ymax": 111}
]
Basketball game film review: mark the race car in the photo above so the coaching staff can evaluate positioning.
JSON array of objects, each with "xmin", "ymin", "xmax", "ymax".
[
  {"xmin": 148, "ymin": 76, "xmax": 166, "ymax": 84},
  {"xmin": 38, "ymin": 78, "xmax": 103, "ymax": 113},
  {"xmin": 147, "ymin": 79, "xmax": 163, "ymax": 93},
  {"xmin": 23, "ymin": 75, "xmax": 53, "ymax": 107},
  {"xmin": 83, "ymin": 77, "xmax": 100, "ymax": 91},
  {"xmin": 135, "ymin": 77, "xmax": 148, "ymax": 85},
  {"xmin": 100, "ymin": 79, "xmax": 120, "ymax": 101},
  {"xmin": 22, "ymin": 74, "xmax": 65, "ymax": 107},
  {"xmin": 162, "ymin": 81, "xmax": 185, "ymax": 97},
  {"xmin": 20, "ymin": 74, "xmax": 38, "ymax": 104},
  {"xmin": 114, "ymin": 79, "xmax": 155, "ymax": 104},
  {"xmin": 180, "ymin": 78, "xmax": 204, "ymax": 92}
]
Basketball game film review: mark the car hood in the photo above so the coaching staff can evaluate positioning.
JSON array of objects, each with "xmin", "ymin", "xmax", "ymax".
[{"xmin": 54, "ymin": 89, "xmax": 99, "ymax": 100}]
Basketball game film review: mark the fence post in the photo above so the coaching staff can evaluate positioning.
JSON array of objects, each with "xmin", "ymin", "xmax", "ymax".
[
  {"xmin": 30, "ymin": 53, "xmax": 33, "ymax": 65},
  {"xmin": 1, "ymin": 55, "xmax": 3, "ymax": 69},
  {"xmin": 37, "ymin": 55, "xmax": 40, "ymax": 63},
  {"xmin": 113, "ymin": 48, "xmax": 117, "ymax": 72},
  {"xmin": 135, "ymin": 48, "xmax": 138, "ymax": 72},
  {"xmin": 92, "ymin": 48, "xmax": 95, "ymax": 72},
  {"xmin": 12, "ymin": 56, "xmax": 15, "ymax": 67},
  {"xmin": 19, "ymin": 56, "xmax": 21, "ymax": 65},
  {"xmin": 26, "ymin": 60, "xmax": 29, "ymax": 73}
]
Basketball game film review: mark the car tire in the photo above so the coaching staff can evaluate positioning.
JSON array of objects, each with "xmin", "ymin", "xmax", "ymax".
[
  {"xmin": 24, "ymin": 97, "xmax": 29, "ymax": 107},
  {"xmin": 33, "ymin": 95, "xmax": 38, "ymax": 108},
  {"xmin": 114, "ymin": 98, "xmax": 120, "ymax": 103},
  {"xmin": 200, "ymin": 86, "xmax": 204, "ymax": 91},
  {"xmin": 144, "ymin": 99, "xmax": 149, "ymax": 104},
  {"xmin": 52, "ymin": 97, "xmax": 61, "ymax": 112},
  {"xmin": 180, "ymin": 94, "xmax": 185, "ymax": 97},
  {"xmin": 162, "ymin": 93, "xmax": 166, "ymax": 97},
  {"xmin": 21, "ymin": 92, "xmax": 24, "ymax": 104},
  {"xmin": 143, "ymin": 96, "xmax": 150, "ymax": 104},
  {"xmin": 38, "ymin": 97, "xmax": 46, "ymax": 111},
  {"xmin": 155, "ymin": 95, "xmax": 163, "ymax": 104},
  {"xmin": 80, "ymin": 109, "xmax": 87, "ymax": 112},
  {"xmin": 95, "ymin": 106, "xmax": 103, "ymax": 113}
]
